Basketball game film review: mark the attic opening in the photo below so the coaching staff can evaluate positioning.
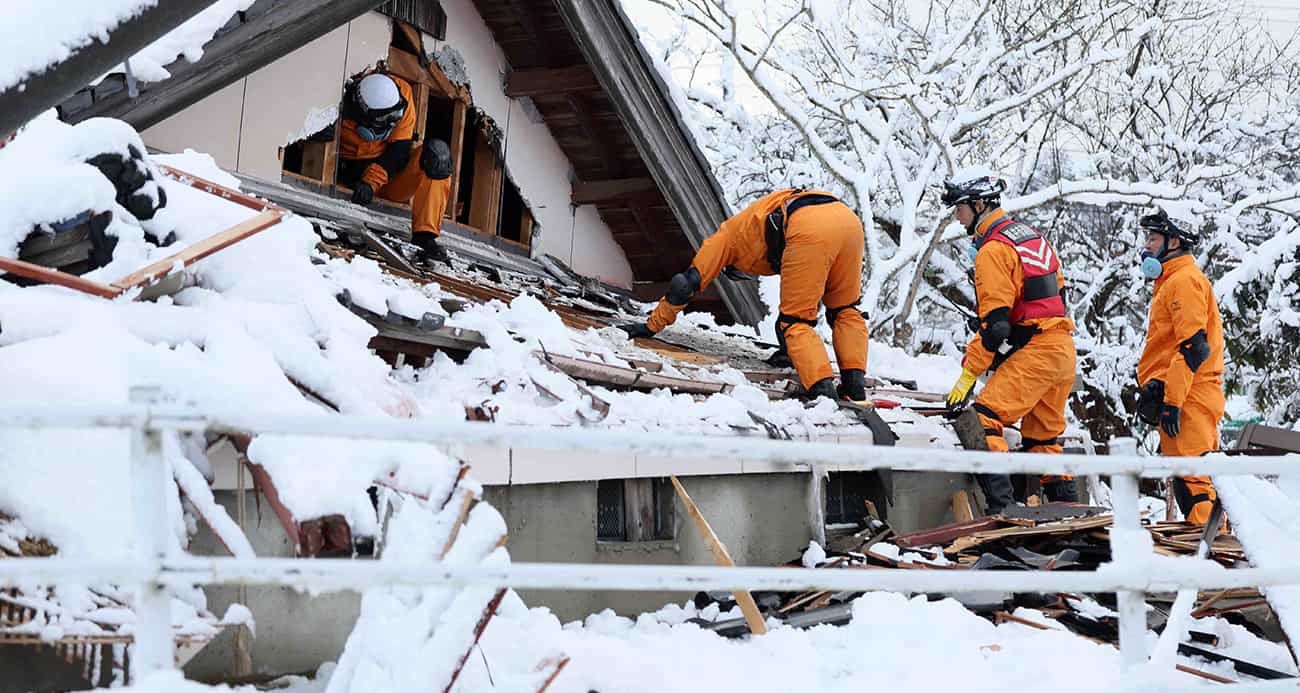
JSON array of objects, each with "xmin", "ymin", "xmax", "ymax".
[{"xmin": 278, "ymin": 17, "xmax": 534, "ymax": 249}]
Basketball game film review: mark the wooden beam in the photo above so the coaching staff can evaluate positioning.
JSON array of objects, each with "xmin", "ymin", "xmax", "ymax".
[
  {"xmin": 570, "ymin": 177, "xmax": 658, "ymax": 204},
  {"xmin": 504, "ymin": 65, "xmax": 600, "ymax": 98},
  {"xmin": 111, "ymin": 210, "xmax": 285, "ymax": 291},
  {"xmin": 552, "ymin": 0, "xmax": 766, "ymax": 326},
  {"xmin": 504, "ymin": 0, "xmax": 553, "ymax": 66},
  {"xmin": 447, "ymin": 99, "xmax": 467, "ymax": 220},
  {"xmin": 0, "ymin": 256, "xmax": 121, "ymax": 299},
  {"xmin": 63, "ymin": 0, "xmax": 395, "ymax": 129},
  {"xmin": 566, "ymin": 94, "xmax": 623, "ymax": 177},
  {"xmin": 386, "ymin": 47, "xmax": 432, "ymax": 87},
  {"xmin": 670, "ymin": 476, "xmax": 768, "ymax": 636},
  {"xmin": 5, "ymin": 0, "xmax": 218, "ymax": 136}
]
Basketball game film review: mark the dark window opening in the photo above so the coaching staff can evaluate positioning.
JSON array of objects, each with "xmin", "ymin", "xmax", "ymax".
[
  {"xmin": 597, "ymin": 478, "xmax": 674, "ymax": 542},
  {"xmin": 280, "ymin": 124, "xmax": 334, "ymax": 182},
  {"xmin": 455, "ymin": 111, "xmax": 480, "ymax": 226},
  {"xmin": 824, "ymin": 471, "xmax": 888, "ymax": 526},
  {"xmin": 426, "ymin": 94, "xmax": 454, "ymax": 144},
  {"xmin": 498, "ymin": 176, "xmax": 531, "ymax": 244}
]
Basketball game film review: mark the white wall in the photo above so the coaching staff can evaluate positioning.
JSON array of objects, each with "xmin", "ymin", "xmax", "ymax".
[
  {"xmin": 143, "ymin": 14, "xmax": 391, "ymax": 180},
  {"xmin": 434, "ymin": 0, "xmax": 633, "ymax": 287},
  {"xmin": 143, "ymin": 80, "xmax": 244, "ymax": 170}
]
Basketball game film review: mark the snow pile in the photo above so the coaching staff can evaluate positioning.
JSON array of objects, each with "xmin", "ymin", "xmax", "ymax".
[
  {"xmin": 1215, "ymin": 473, "xmax": 1300, "ymax": 649},
  {"xmin": 1, "ymin": 0, "xmax": 153, "ymax": 93},
  {"xmin": 1, "ymin": 0, "xmax": 252, "ymax": 94},
  {"xmin": 0, "ymin": 115, "xmax": 150, "ymax": 257},
  {"xmin": 0, "ymin": 118, "xmax": 450, "ymax": 560},
  {"xmin": 459, "ymin": 591, "xmax": 1200, "ymax": 692},
  {"xmin": 122, "ymin": 0, "xmax": 257, "ymax": 83},
  {"xmin": 327, "ymin": 485, "xmax": 508, "ymax": 693}
]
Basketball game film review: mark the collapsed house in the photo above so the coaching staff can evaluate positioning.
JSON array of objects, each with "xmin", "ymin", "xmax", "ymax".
[{"xmin": 3, "ymin": 0, "xmax": 1300, "ymax": 691}]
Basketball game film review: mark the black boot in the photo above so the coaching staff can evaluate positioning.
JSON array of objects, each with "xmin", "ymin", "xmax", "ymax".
[
  {"xmin": 1041, "ymin": 477, "xmax": 1079, "ymax": 503},
  {"xmin": 837, "ymin": 368, "xmax": 866, "ymax": 401},
  {"xmin": 976, "ymin": 473, "xmax": 1015, "ymax": 515},
  {"xmin": 413, "ymin": 233, "xmax": 450, "ymax": 266},
  {"xmin": 806, "ymin": 377, "xmax": 837, "ymax": 401}
]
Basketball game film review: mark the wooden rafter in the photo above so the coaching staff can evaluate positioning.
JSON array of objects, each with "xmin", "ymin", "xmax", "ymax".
[
  {"xmin": 504, "ymin": 65, "xmax": 600, "ymax": 97},
  {"xmin": 570, "ymin": 176, "xmax": 657, "ymax": 204},
  {"xmin": 566, "ymin": 94, "xmax": 623, "ymax": 177}
]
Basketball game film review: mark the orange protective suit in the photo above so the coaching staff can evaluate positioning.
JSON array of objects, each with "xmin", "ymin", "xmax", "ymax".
[
  {"xmin": 647, "ymin": 189, "xmax": 868, "ymax": 389},
  {"xmin": 965, "ymin": 209, "xmax": 1077, "ymax": 483},
  {"xmin": 1138, "ymin": 254, "xmax": 1226, "ymax": 524},
  {"xmin": 340, "ymin": 74, "xmax": 451, "ymax": 238}
]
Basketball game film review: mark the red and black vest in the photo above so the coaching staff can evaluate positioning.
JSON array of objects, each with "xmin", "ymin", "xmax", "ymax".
[{"xmin": 979, "ymin": 217, "xmax": 1066, "ymax": 323}]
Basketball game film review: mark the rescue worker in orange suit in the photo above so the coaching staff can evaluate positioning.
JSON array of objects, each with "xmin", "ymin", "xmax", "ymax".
[
  {"xmin": 339, "ymin": 72, "xmax": 454, "ymax": 266},
  {"xmin": 1134, "ymin": 210, "xmax": 1225, "ymax": 525},
  {"xmin": 617, "ymin": 189, "xmax": 870, "ymax": 401},
  {"xmin": 941, "ymin": 171, "xmax": 1078, "ymax": 514}
]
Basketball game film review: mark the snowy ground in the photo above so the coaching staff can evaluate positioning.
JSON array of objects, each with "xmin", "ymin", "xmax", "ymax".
[{"xmin": 115, "ymin": 589, "xmax": 1298, "ymax": 692}]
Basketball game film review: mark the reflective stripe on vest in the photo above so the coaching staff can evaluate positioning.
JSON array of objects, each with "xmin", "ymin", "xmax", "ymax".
[{"xmin": 979, "ymin": 217, "xmax": 1066, "ymax": 322}]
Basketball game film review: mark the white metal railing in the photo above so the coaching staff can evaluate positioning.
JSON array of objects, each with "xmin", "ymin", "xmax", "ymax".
[{"xmin": 0, "ymin": 402, "xmax": 1296, "ymax": 684}]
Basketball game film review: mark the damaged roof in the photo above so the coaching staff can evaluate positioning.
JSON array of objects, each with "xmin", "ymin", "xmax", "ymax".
[{"xmin": 53, "ymin": 0, "xmax": 766, "ymax": 326}]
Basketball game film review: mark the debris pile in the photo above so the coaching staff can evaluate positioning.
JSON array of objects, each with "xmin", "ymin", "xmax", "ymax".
[{"xmin": 685, "ymin": 502, "xmax": 1295, "ymax": 683}]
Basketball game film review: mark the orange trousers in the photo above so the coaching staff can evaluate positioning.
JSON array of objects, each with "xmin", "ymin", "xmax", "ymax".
[
  {"xmin": 778, "ymin": 202, "xmax": 868, "ymax": 388},
  {"xmin": 1161, "ymin": 380, "xmax": 1225, "ymax": 524},
  {"xmin": 363, "ymin": 142, "xmax": 451, "ymax": 237},
  {"xmin": 975, "ymin": 330, "xmax": 1076, "ymax": 482}
]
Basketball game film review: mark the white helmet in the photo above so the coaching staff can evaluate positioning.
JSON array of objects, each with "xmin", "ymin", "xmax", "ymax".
[{"xmin": 357, "ymin": 74, "xmax": 401, "ymax": 111}]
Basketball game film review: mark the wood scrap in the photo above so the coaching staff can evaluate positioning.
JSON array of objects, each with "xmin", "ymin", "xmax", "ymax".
[
  {"xmin": 951, "ymin": 490, "xmax": 975, "ymax": 523},
  {"xmin": 671, "ymin": 476, "xmax": 768, "ymax": 636}
]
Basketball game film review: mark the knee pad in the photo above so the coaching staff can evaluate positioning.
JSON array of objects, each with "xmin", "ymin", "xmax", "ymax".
[
  {"xmin": 665, "ymin": 267, "xmax": 701, "ymax": 306},
  {"xmin": 420, "ymin": 139, "xmax": 453, "ymax": 180}
]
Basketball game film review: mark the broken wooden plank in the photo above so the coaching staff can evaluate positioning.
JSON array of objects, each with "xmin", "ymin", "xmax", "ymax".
[
  {"xmin": 157, "ymin": 164, "xmax": 278, "ymax": 213},
  {"xmin": 441, "ymin": 589, "xmax": 508, "ymax": 693},
  {"xmin": 892, "ymin": 517, "xmax": 1006, "ymax": 549},
  {"xmin": 951, "ymin": 490, "xmax": 975, "ymax": 523},
  {"xmin": 110, "ymin": 209, "xmax": 285, "ymax": 291},
  {"xmin": 670, "ymin": 476, "xmax": 768, "ymax": 636},
  {"xmin": 534, "ymin": 654, "xmax": 570, "ymax": 693},
  {"xmin": 543, "ymin": 352, "xmax": 729, "ymax": 395},
  {"xmin": 0, "ymin": 256, "xmax": 121, "ymax": 298}
]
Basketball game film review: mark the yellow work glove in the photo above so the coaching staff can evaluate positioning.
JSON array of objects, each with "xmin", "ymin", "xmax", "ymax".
[{"xmin": 946, "ymin": 369, "xmax": 979, "ymax": 410}]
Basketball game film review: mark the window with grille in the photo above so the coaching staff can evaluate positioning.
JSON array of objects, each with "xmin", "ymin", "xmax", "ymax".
[{"xmin": 596, "ymin": 478, "xmax": 674, "ymax": 542}]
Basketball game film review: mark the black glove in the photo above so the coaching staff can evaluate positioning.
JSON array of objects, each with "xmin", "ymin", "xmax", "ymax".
[
  {"xmin": 1160, "ymin": 404, "xmax": 1181, "ymax": 437},
  {"xmin": 1136, "ymin": 380, "xmax": 1165, "ymax": 426},
  {"xmin": 618, "ymin": 322, "xmax": 654, "ymax": 339},
  {"xmin": 351, "ymin": 181, "xmax": 375, "ymax": 206}
]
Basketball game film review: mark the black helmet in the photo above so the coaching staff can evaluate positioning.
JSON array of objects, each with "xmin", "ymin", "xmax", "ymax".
[
  {"xmin": 420, "ymin": 139, "xmax": 453, "ymax": 180},
  {"xmin": 1139, "ymin": 209, "xmax": 1199, "ymax": 248},
  {"xmin": 940, "ymin": 170, "xmax": 1007, "ymax": 207}
]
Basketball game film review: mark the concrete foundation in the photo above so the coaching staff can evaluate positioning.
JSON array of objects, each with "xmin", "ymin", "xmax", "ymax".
[
  {"xmin": 182, "ymin": 468, "xmax": 979, "ymax": 680},
  {"xmin": 485, "ymin": 473, "xmax": 815, "ymax": 621},
  {"xmin": 184, "ymin": 491, "xmax": 360, "ymax": 682}
]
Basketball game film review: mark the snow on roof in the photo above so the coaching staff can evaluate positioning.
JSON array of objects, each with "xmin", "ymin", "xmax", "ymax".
[
  {"xmin": 0, "ymin": 114, "xmax": 960, "ymax": 545},
  {"xmin": 0, "ymin": 0, "xmax": 252, "ymax": 95}
]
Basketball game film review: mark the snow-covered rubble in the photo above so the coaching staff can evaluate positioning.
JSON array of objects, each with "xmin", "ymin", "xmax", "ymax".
[{"xmin": 456, "ymin": 591, "xmax": 1233, "ymax": 692}]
